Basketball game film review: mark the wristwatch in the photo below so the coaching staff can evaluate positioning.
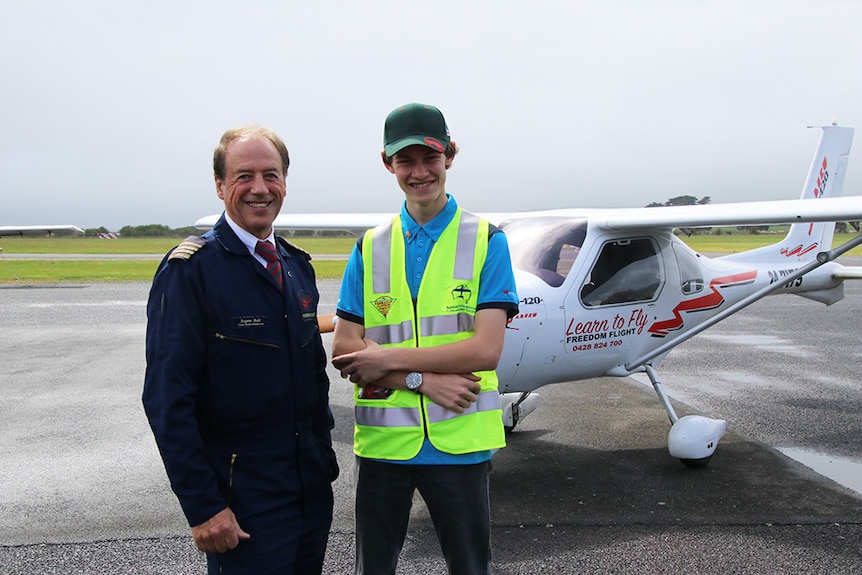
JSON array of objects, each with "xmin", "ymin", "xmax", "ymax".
[{"xmin": 405, "ymin": 371, "xmax": 423, "ymax": 392}]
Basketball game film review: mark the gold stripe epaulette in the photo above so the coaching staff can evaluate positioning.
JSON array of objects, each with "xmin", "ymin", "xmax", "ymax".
[{"xmin": 168, "ymin": 235, "xmax": 207, "ymax": 261}]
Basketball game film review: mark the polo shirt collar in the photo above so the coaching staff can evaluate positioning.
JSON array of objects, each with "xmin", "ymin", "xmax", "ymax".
[{"xmin": 399, "ymin": 194, "xmax": 458, "ymax": 243}]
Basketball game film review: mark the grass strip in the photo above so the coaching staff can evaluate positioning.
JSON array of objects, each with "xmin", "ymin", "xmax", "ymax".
[
  {"xmin": 0, "ymin": 259, "xmax": 347, "ymax": 283},
  {"xmin": 0, "ymin": 236, "xmax": 357, "ymax": 254}
]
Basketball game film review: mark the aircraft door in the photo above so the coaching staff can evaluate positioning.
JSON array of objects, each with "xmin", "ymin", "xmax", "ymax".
[{"xmin": 562, "ymin": 237, "xmax": 664, "ymax": 374}]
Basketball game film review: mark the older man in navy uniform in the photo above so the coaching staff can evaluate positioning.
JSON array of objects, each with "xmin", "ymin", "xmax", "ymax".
[{"xmin": 143, "ymin": 125, "xmax": 338, "ymax": 574}]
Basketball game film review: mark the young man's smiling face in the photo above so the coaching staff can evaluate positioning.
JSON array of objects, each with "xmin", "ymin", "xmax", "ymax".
[
  {"xmin": 215, "ymin": 135, "xmax": 286, "ymax": 238},
  {"xmin": 385, "ymin": 144, "xmax": 452, "ymax": 213}
]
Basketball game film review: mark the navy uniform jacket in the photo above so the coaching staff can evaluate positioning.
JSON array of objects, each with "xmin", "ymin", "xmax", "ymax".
[{"xmin": 143, "ymin": 214, "xmax": 338, "ymax": 530}]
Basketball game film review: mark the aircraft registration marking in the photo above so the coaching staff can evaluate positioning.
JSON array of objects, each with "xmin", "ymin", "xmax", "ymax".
[{"xmin": 767, "ymin": 268, "xmax": 803, "ymax": 288}]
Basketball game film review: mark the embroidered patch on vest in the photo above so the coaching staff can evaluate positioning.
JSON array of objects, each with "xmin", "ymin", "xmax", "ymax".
[
  {"xmin": 451, "ymin": 283, "xmax": 473, "ymax": 304},
  {"xmin": 371, "ymin": 295, "xmax": 396, "ymax": 318},
  {"xmin": 447, "ymin": 283, "xmax": 477, "ymax": 315}
]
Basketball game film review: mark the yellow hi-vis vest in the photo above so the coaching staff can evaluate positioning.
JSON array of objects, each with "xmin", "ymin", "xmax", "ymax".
[{"xmin": 355, "ymin": 208, "xmax": 506, "ymax": 460}]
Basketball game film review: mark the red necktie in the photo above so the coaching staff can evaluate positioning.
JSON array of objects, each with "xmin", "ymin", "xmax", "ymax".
[{"xmin": 255, "ymin": 240, "xmax": 283, "ymax": 291}]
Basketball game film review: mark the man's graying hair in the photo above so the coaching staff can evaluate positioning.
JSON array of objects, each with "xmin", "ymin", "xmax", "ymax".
[{"xmin": 213, "ymin": 125, "xmax": 290, "ymax": 180}]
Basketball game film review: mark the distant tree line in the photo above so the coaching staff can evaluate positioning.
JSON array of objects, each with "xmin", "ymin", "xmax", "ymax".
[
  {"xmin": 645, "ymin": 195, "xmax": 711, "ymax": 208},
  {"xmin": 648, "ymin": 195, "xmax": 715, "ymax": 235},
  {"xmin": 84, "ymin": 225, "xmax": 200, "ymax": 237}
]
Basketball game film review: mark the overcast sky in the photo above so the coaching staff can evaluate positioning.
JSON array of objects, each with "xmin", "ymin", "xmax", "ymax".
[{"xmin": 2, "ymin": 0, "xmax": 861, "ymax": 230}]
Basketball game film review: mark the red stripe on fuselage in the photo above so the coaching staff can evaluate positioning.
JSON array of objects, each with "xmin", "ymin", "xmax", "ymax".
[{"xmin": 647, "ymin": 270, "xmax": 757, "ymax": 337}]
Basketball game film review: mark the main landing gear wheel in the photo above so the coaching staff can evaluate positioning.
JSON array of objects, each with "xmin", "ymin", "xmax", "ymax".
[{"xmin": 500, "ymin": 392, "xmax": 540, "ymax": 432}]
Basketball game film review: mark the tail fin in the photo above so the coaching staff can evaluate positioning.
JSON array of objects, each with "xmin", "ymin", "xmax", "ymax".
[
  {"xmin": 777, "ymin": 124, "xmax": 854, "ymax": 261},
  {"xmin": 722, "ymin": 125, "xmax": 854, "ymax": 265}
]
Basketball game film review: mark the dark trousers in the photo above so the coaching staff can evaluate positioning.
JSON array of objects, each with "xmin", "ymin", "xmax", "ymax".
[
  {"xmin": 204, "ymin": 446, "xmax": 334, "ymax": 575},
  {"xmin": 354, "ymin": 456, "xmax": 493, "ymax": 575}
]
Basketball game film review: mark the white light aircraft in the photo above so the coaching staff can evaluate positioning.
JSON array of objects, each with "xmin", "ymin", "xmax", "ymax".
[
  {"xmin": 0, "ymin": 225, "xmax": 85, "ymax": 238},
  {"xmin": 196, "ymin": 125, "xmax": 862, "ymax": 466}
]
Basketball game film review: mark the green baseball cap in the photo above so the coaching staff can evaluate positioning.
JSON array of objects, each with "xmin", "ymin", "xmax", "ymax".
[{"xmin": 383, "ymin": 103, "xmax": 451, "ymax": 157}]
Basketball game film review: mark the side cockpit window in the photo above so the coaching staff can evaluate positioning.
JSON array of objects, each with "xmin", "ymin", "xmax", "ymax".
[
  {"xmin": 581, "ymin": 238, "xmax": 662, "ymax": 306},
  {"xmin": 499, "ymin": 217, "xmax": 588, "ymax": 287},
  {"xmin": 672, "ymin": 241, "xmax": 705, "ymax": 295}
]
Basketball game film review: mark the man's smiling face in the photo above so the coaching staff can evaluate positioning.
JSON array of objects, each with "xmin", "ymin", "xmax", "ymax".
[{"xmin": 215, "ymin": 135, "xmax": 286, "ymax": 238}]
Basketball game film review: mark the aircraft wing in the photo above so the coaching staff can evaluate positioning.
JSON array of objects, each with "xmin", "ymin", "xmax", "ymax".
[
  {"xmin": 473, "ymin": 197, "xmax": 862, "ymax": 230},
  {"xmin": 195, "ymin": 211, "xmax": 574, "ymax": 232},
  {"xmin": 0, "ymin": 225, "xmax": 86, "ymax": 238},
  {"xmin": 589, "ymin": 196, "xmax": 862, "ymax": 231},
  {"xmin": 195, "ymin": 213, "xmax": 395, "ymax": 233},
  {"xmin": 196, "ymin": 196, "xmax": 862, "ymax": 235}
]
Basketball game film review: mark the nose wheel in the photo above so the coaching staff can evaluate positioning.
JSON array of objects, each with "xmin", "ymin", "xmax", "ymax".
[{"xmin": 643, "ymin": 365, "xmax": 726, "ymax": 466}]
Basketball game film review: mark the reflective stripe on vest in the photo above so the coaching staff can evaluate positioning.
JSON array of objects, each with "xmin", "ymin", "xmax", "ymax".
[
  {"xmin": 426, "ymin": 390, "xmax": 501, "ymax": 424},
  {"xmin": 365, "ymin": 320, "xmax": 413, "ymax": 346},
  {"xmin": 420, "ymin": 313, "xmax": 474, "ymax": 337},
  {"xmin": 354, "ymin": 391, "xmax": 500, "ymax": 428},
  {"xmin": 355, "ymin": 405, "xmax": 421, "ymax": 427},
  {"xmin": 366, "ymin": 313, "xmax": 475, "ymax": 345}
]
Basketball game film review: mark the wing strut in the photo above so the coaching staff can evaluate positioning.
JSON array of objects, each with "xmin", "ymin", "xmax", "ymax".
[{"xmin": 643, "ymin": 365, "xmax": 679, "ymax": 425}]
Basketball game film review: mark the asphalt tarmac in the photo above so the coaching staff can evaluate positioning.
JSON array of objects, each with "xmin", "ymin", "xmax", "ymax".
[{"xmin": 1, "ymin": 275, "xmax": 861, "ymax": 574}]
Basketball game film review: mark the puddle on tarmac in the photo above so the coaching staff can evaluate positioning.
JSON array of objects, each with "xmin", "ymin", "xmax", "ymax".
[{"xmin": 778, "ymin": 447, "xmax": 862, "ymax": 496}]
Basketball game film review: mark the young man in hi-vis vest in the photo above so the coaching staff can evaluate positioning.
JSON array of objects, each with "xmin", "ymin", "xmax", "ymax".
[{"xmin": 332, "ymin": 103, "xmax": 519, "ymax": 575}]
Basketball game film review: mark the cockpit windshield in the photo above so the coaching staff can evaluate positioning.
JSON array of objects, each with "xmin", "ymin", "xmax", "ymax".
[{"xmin": 499, "ymin": 217, "xmax": 588, "ymax": 287}]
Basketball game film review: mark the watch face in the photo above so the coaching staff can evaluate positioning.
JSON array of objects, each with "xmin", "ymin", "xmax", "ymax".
[{"xmin": 406, "ymin": 372, "xmax": 422, "ymax": 390}]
